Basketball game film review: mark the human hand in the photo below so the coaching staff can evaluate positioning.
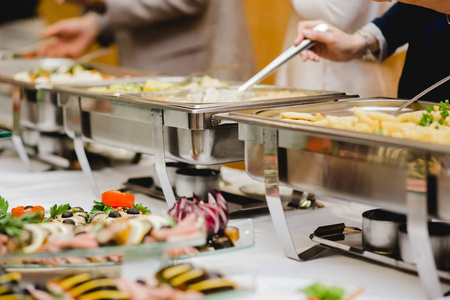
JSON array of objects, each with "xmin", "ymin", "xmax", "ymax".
[
  {"xmin": 38, "ymin": 14, "xmax": 100, "ymax": 58},
  {"xmin": 294, "ymin": 20, "xmax": 366, "ymax": 62}
]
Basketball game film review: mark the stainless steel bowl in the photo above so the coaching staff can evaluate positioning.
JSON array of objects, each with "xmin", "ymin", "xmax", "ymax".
[
  {"xmin": 399, "ymin": 222, "xmax": 450, "ymax": 270},
  {"xmin": 175, "ymin": 168, "xmax": 220, "ymax": 200},
  {"xmin": 362, "ymin": 209, "xmax": 406, "ymax": 255}
]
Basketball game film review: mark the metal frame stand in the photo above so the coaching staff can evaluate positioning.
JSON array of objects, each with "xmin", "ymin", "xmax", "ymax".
[
  {"xmin": 68, "ymin": 97, "xmax": 100, "ymax": 198},
  {"xmin": 406, "ymin": 154, "xmax": 442, "ymax": 299},
  {"xmin": 151, "ymin": 108, "xmax": 177, "ymax": 209},
  {"xmin": 263, "ymin": 128, "xmax": 301, "ymax": 260},
  {"xmin": 11, "ymin": 85, "xmax": 33, "ymax": 171},
  {"xmin": 262, "ymin": 128, "xmax": 446, "ymax": 298}
]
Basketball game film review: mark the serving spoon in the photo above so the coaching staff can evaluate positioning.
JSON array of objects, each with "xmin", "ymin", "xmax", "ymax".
[
  {"xmin": 391, "ymin": 74, "xmax": 450, "ymax": 116},
  {"xmin": 238, "ymin": 23, "xmax": 330, "ymax": 93}
]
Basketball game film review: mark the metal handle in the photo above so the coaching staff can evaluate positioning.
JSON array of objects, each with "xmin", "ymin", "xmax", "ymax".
[{"xmin": 238, "ymin": 23, "xmax": 329, "ymax": 93}]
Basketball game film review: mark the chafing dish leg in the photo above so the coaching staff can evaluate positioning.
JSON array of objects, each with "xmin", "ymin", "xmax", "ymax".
[
  {"xmin": 74, "ymin": 134, "xmax": 100, "ymax": 198},
  {"xmin": 151, "ymin": 109, "xmax": 177, "ymax": 209},
  {"xmin": 406, "ymin": 154, "xmax": 442, "ymax": 299},
  {"xmin": 11, "ymin": 86, "xmax": 33, "ymax": 171},
  {"xmin": 263, "ymin": 128, "xmax": 302, "ymax": 260}
]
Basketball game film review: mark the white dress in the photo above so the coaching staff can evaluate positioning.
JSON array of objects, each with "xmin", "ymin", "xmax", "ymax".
[{"xmin": 275, "ymin": 0, "xmax": 404, "ymax": 97}]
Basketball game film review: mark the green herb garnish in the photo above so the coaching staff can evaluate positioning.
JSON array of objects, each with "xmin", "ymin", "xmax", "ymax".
[
  {"xmin": 133, "ymin": 203, "xmax": 151, "ymax": 214},
  {"xmin": 0, "ymin": 196, "xmax": 9, "ymax": 218},
  {"xmin": 90, "ymin": 200, "xmax": 115, "ymax": 215},
  {"xmin": 419, "ymin": 111, "xmax": 434, "ymax": 126},
  {"xmin": 0, "ymin": 213, "xmax": 43, "ymax": 241},
  {"xmin": 301, "ymin": 283, "xmax": 346, "ymax": 300},
  {"xmin": 43, "ymin": 204, "xmax": 70, "ymax": 222}
]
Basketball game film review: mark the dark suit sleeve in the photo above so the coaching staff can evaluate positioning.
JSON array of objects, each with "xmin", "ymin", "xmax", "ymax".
[{"xmin": 372, "ymin": 3, "xmax": 424, "ymax": 57}]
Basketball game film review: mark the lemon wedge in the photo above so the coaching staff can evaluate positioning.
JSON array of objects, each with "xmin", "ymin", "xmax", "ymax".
[
  {"xmin": 126, "ymin": 220, "xmax": 150, "ymax": 245},
  {"xmin": 22, "ymin": 224, "xmax": 45, "ymax": 253}
]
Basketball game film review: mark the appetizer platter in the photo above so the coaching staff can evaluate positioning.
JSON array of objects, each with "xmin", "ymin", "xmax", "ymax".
[
  {"xmin": 0, "ymin": 263, "xmax": 249, "ymax": 300},
  {"xmin": 0, "ymin": 190, "xmax": 253, "ymax": 269},
  {"xmin": 217, "ymin": 97, "xmax": 450, "ymax": 298}
]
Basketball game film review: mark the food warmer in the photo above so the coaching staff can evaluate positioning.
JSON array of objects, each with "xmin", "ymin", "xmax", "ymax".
[
  {"xmin": 0, "ymin": 58, "xmax": 150, "ymax": 169},
  {"xmin": 51, "ymin": 83, "xmax": 354, "ymax": 207},
  {"xmin": 216, "ymin": 98, "xmax": 450, "ymax": 299}
]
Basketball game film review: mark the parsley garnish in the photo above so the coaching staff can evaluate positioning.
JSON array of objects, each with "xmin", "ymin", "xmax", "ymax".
[
  {"xmin": 43, "ymin": 204, "xmax": 70, "ymax": 222},
  {"xmin": 0, "ymin": 196, "xmax": 9, "ymax": 218},
  {"xmin": 90, "ymin": 200, "xmax": 115, "ymax": 215},
  {"xmin": 0, "ymin": 213, "xmax": 43, "ymax": 241},
  {"xmin": 300, "ymin": 282, "xmax": 346, "ymax": 300},
  {"xmin": 133, "ymin": 203, "xmax": 151, "ymax": 214}
]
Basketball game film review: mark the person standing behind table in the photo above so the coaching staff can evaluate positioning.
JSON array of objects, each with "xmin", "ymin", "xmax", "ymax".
[
  {"xmin": 276, "ymin": 0, "xmax": 404, "ymax": 98},
  {"xmin": 39, "ymin": 0, "xmax": 255, "ymax": 81},
  {"xmin": 294, "ymin": 3, "xmax": 450, "ymax": 102}
]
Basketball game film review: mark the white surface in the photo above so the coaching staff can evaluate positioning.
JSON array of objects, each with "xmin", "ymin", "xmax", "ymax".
[{"xmin": 0, "ymin": 145, "xmax": 448, "ymax": 299}]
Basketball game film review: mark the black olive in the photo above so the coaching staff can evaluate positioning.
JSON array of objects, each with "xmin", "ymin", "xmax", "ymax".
[
  {"xmin": 108, "ymin": 211, "xmax": 121, "ymax": 218},
  {"xmin": 63, "ymin": 219, "xmax": 75, "ymax": 225},
  {"xmin": 136, "ymin": 279, "xmax": 146, "ymax": 285},
  {"xmin": 24, "ymin": 206, "xmax": 33, "ymax": 210},
  {"xmin": 161, "ymin": 225, "xmax": 172, "ymax": 229},
  {"xmin": 35, "ymin": 283, "xmax": 48, "ymax": 292},
  {"xmin": 127, "ymin": 208, "xmax": 139, "ymax": 215},
  {"xmin": 75, "ymin": 231, "xmax": 86, "ymax": 236},
  {"xmin": 62, "ymin": 211, "xmax": 73, "ymax": 218},
  {"xmin": 67, "ymin": 206, "xmax": 71, "ymax": 210}
]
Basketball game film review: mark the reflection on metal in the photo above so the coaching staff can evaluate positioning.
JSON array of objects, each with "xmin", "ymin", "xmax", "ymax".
[
  {"xmin": 263, "ymin": 128, "xmax": 300, "ymax": 260},
  {"xmin": 151, "ymin": 109, "xmax": 176, "ymax": 209},
  {"xmin": 406, "ymin": 154, "xmax": 442, "ymax": 299}
]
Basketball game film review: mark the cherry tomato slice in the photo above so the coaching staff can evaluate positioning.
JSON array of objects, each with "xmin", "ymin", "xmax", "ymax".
[
  {"xmin": 11, "ymin": 205, "xmax": 45, "ymax": 221},
  {"xmin": 101, "ymin": 190, "xmax": 135, "ymax": 208}
]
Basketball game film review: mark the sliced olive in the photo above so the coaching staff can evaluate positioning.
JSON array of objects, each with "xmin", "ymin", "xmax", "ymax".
[
  {"xmin": 108, "ymin": 211, "xmax": 121, "ymax": 218},
  {"xmin": 24, "ymin": 206, "xmax": 33, "ymax": 210},
  {"xmin": 126, "ymin": 208, "xmax": 139, "ymax": 215},
  {"xmin": 63, "ymin": 219, "xmax": 75, "ymax": 225},
  {"xmin": 62, "ymin": 211, "xmax": 73, "ymax": 218},
  {"xmin": 136, "ymin": 279, "xmax": 146, "ymax": 286},
  {"xmin": 35, "ymin": 283, "xmax": 48, "ymax": 292}
]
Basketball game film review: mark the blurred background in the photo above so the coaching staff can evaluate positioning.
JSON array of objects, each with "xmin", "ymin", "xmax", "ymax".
[{"xmin": 38, "ymin": 0, "xmax": 291, "ymax": 85}]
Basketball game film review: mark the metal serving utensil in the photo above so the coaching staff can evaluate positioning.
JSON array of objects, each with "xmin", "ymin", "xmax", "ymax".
[
  {"xmin": 391, "ymin": 74, "xmax": 450, "ymax": 116},
  {"xmin": 238, "ymin": 23, "xmax": 329, "ymax": 93}
]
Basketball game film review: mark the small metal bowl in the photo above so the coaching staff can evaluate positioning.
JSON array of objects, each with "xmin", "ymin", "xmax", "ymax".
[
  {"xmin": 153, "ymin": 162, "xmax": 192, "ymax": 189},
  {"xmin": 399, "ymin": 222, "xmax": 450, "ymax": 271},
  {"xmin": 362, "ymin": 209, "xmax": 406, "ymax": 255},
  {"xmin": 175, "ymin": 168, "xmax": 220, "ymax": 200}
]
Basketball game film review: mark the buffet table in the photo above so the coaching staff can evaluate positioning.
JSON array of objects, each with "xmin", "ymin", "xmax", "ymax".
[{"xmin": 0, "ymin": 140, "xmax": 447, "ymax": 300}]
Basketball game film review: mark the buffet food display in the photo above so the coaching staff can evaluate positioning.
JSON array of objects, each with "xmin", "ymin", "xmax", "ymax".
[{"xmin": 0, "ymin": 264, "xmax": 242, "ymax": 300}]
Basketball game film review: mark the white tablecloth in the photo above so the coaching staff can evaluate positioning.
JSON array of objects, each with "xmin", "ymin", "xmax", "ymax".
[{"xmin": 0, "ymin": 143, "xmax": 447, "ymax": 300}]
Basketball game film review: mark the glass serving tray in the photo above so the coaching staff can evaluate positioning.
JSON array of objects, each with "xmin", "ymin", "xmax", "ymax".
[
  {"xmin": 1, "ymin": 219, "xmax": 254, "ymax": 268},
  {"xmin": 307, "ymin": 223, "xmax": 450, "ymax": 281}
]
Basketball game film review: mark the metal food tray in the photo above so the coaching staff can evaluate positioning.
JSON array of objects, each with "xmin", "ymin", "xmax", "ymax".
[
  {"xmin": 52, "ymin": 83, "xmax": 352, "ymax": 206},
  {"xmin": 217, "ymin": 97, "xmax": 450, "ymax": 299}
]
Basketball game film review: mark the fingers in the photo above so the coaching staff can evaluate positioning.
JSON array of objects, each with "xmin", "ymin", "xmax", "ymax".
[
  {"xmin": 301, "ymin": 50, "xmax": 320, "ymax": 62},
  {"xmin": 294, "ymin": 20, "xmax": 325, "ymax": 45}
]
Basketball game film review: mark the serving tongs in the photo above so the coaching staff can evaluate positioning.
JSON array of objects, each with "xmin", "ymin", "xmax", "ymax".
[{"xmin": 238, "ymin": 23, "xmax": 329, "ymax": 93}]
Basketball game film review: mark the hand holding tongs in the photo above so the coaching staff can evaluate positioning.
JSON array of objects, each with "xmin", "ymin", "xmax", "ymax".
[{"xmin": 238, "ymin": 23, "xmax": 329, "ymax": 93}]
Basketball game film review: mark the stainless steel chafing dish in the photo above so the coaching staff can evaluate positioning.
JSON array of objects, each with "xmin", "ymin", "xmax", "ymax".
[
  {"xmin": 0, "ymin": 58, "xmax": 150, "ymax": 169},
  {"xmin": 217, "ymin": 98, "xmax": 450, "ymax": 299},
  {"xmin": 52, "ymin": 83, "xmax": 353, "ymax": 206}
]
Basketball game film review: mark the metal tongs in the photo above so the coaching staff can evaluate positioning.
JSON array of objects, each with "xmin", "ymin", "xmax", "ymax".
[{"xmin": 238, "ymin": 23, "xmax": 329, "ymax": 93}]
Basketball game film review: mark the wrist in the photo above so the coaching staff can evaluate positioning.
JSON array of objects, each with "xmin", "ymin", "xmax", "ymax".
[{"xmin": 354, "ymin": 29, "xmax": 379, "ymax": 61}]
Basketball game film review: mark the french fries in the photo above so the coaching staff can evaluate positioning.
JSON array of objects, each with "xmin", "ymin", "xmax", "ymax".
[{"xmin": 281, "ymin": 104, "xmax": 450, "ymax": 145}]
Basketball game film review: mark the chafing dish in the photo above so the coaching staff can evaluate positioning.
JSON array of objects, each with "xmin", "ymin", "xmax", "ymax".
[
  {"xmin": 217, "ymin": 97, "xmax": 450, "ymax": 299},
  {"xmin": 0, "ymin": 58, "xmax": 150, "ymax": 169},
  {"xmin": 53, "ymin": 83, "xmax": 353, "ymax": 206}
]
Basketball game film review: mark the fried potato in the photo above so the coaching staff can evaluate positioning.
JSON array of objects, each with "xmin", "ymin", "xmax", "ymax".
[{"xmin": 281, "ymin": 112, "xmax": 315, "ymax": 121}]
